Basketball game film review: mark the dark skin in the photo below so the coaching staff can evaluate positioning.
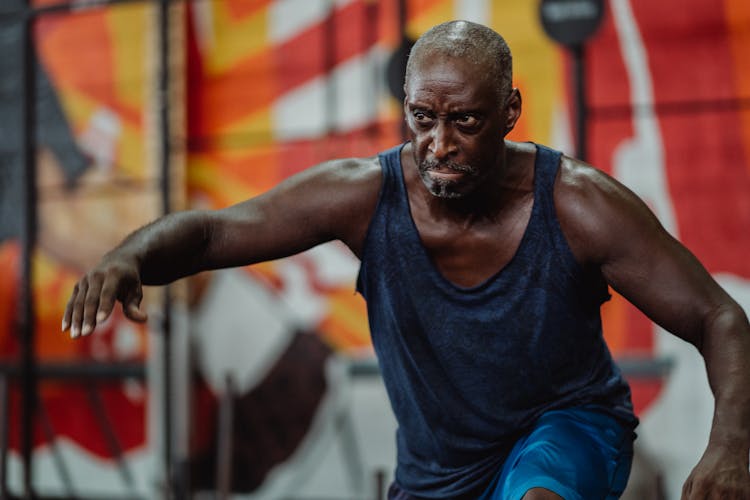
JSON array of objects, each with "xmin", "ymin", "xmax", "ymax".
[{"xmin": 63, "ymin": 44, "xmax": 749, "ymax": 499}]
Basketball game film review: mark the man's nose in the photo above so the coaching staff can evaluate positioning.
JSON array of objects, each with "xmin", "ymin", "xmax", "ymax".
[{"xmin": 428, "ymin": 121, "xmax": 456, "ymax": 159}]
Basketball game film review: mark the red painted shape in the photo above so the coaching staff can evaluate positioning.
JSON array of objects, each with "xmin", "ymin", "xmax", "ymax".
[{"xmin": 631, "ymin": 0, "xmax": 750, "ymax": 276}]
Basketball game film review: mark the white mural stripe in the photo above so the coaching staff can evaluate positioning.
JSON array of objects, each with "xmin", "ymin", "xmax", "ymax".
[
  {"xmin": 269, "ymin": 0, "xmax": 357, "ymax": 45},
  {"xmin": 272, "ymin": 47, "xmax": 388, "ymax": 140},
  {"xmin": 454, "ymin": 0, "xmax": 489, "ymax": 24}
]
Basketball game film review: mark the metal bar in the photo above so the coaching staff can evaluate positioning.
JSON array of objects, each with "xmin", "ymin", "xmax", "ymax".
[
  {"xmin": 0, "ymin": 0, "xmax": 173, "ymax": 20},
  {"xmin": 0, "ymin": 362, "xmax": 145, "ymax": 380},
  {"xmin": 589, "ymin": 96, "xmax": 750, "ymax": 120},
  {"xmin": 571, "ymin": 44, "xmax": 587, "ymax": 162},
  {"xmin": 157, "ymin": 0, "xmax": 174, "ymax": 497},
  {"xmin": 0, "ymin": 374, "xmax": 8, "ymax": 497},
  {"xmin": 36, "ymin": 396, "xmax": 77, "ymax": 498},
  {"xmin": 398, "ymin": 0, "xmax": 408, "ymax": 141},
  {"xmin": 363, "ymin": 0, "xmax": 379, "ymax": 141},
  {"xmin": 616, "ymin": 356, "xmax": 674, "ymax": 379},
  {"xmin": 85, "ymin": 382, "xmax": 137, "ymax": 492},
  {"xmin": 19, "ymin": 0, "xmax": 38, "ymax": 495},
  {"xmin": 323, "ymin": 0, "xmax": 337, "ymax": 145},
  {"xmin": 215, "ymin": 374, "xmax": 235, "ymax": 499},
  {"xmin": 374, "ymin": 468, "xmax": 386, "ymax": 500}
]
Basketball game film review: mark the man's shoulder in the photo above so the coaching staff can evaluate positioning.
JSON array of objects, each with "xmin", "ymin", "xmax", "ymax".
[
  {"xmin": 554, "ymin": 152, "xmax": 619, "ymax": 198},
  {"xmin": 552, "ymin": 152, "xmax": 663, "ymax": 264},
  {"xmin": 304, "ymin": 155, "xmax": 383, "ymax": 187}
]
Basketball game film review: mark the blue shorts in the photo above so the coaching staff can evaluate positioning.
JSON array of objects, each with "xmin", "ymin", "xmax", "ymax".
[{"xmin": 389, "ymin": 406, "xmax": 635, "ymax": 500}]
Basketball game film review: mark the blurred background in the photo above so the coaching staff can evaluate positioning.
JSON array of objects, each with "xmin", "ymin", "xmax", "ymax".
[{"xmin": 0, "ymin": 0, "xmax": 748, "ymax": 498}]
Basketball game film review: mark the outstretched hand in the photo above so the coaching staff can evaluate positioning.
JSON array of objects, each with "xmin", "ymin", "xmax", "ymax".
[
  {"xmin": 682, "ymin": 442, "xmax": 750, "ymax": 499},
  {"xmin": 62, "ymin": 256, "xmax": 147, "ymax": 338}
]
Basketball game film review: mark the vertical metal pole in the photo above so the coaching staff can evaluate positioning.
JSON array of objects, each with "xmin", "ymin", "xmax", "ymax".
[
  {"xmin": 215, "ymin": 375, "xmax": 235, "ymax": 500},
  {"xmin": 571, "ymin": 44, "xmax": 588, "ymax": 162},
  {"xmin": 363, "ymin": 0, "xmax": 379, "ymax": 143},
  {"xmin": 323, "ymin": 0, "xmax": 337, "ymax": 156},
  {"xmin": 157, "ymin": 0, "xmax": 174, "ymax": 497},
  {"xmin": 0, "ymin": 374, "xmax": 8, "ymax": 497},
  {"xmin": 398, "ymin": 0, "xmax": 408, "ymax": 141},
  {"xmin": 19, "ymin": 1, "xmax": 38, "ymax": 497},
  {"xmin": 374, "ymin": 468, "xmax": 385, "ymax": 500}
]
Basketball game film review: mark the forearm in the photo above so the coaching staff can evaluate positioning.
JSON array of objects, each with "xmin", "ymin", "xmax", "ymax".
[
  {"xmin": 105, "ymin": 210, "xmax": 213, "ymax": 286},
  {"xmin": 701, "ymin": 301, "xmax": 750, "ymax": 456}
]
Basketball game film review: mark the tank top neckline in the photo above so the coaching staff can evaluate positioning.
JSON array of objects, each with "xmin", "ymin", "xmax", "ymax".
[{"xmin": 393, "ymin": 142, "xmax": 551, "ymax": 294}]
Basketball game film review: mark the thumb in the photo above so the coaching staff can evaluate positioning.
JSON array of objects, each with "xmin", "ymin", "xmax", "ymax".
[{"xmin": 124, "ymin": 299, "xmax": 148, "ymax": 323}]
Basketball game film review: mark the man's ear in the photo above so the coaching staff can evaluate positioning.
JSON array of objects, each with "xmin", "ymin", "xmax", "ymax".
[{"xmin": 503, "ymin": 88, "xmax": 522, "ymax": 136}]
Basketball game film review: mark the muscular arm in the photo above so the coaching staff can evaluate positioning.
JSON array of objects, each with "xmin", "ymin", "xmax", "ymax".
[
  {"xmin": 555, "ymin": 156, "xmax": 750, "ymax": 498},
  {"xmin": 62, "ymin": 156, "xmax": 381, "ymax": 336}
]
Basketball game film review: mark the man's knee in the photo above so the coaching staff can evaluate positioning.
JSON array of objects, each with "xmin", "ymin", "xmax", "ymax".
[{"xmin": 521, "ymin": 487, "xmax": 565, "ymax": 500}]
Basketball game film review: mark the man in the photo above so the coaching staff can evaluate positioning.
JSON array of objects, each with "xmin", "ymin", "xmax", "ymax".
[{"xmin": 63, "ymin": 21, "xmax": 750, "ymax": 499}]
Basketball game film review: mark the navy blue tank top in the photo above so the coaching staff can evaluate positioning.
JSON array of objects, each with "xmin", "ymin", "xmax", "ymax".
[{"xmin": 356, "ymin": 143, "xmax": 637, "ymax": 498}]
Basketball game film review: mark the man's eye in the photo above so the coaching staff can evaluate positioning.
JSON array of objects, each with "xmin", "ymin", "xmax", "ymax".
[
  {"xmin": 456, "ymin": 114, "xmax": 479, "ymax": 127},
  {"xmin": 414, "ymin": 112, "xmax": 430, "ymax": 122}
]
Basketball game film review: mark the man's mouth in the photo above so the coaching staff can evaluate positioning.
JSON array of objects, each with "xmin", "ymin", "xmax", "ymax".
[
  {"xmin": 422, "ymin": 161, "xmax": 475, "ymax": 181},
  {"xmin": 428, "ymin": 170, "xmax": 465, "ymax": 181}
]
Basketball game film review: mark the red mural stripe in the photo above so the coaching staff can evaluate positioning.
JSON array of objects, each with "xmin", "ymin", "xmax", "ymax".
[
  {"xmin": 274, "ymin": 0, "xmax": 372, "ymax": 96},
  {"xmin": 632, "ymin": 0, "xmax": 750, "ymax": 276}
]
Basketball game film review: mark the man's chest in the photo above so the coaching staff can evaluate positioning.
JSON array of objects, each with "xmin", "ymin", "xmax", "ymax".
[{"xmin": 410, "ymin": 198, "xmax": 534, "ymax": 288}]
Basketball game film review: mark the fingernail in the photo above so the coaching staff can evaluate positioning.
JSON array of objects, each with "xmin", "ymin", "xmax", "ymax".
[
  {"xmin": 61, "ymin": 319, "xmax": 68, "ymax": 332},
  {"xmin": 71, "ymin": 326, "xmax": 80, "ymax": 338},
  {"xmin": 81, "ymin": 324, "xmax": 93, "ymax": 336},
  {"xmin": 96, "ymin": 311, "xmax": 107, "ymax": 322}
]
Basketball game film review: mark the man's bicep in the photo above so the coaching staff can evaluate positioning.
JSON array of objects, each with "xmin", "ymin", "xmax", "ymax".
[{"xmin": 595, "ymin": 187, "xmax": 730, "ymax": 347}]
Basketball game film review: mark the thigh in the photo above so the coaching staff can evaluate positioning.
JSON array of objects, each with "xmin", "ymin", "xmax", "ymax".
[{"xmin": 480, "ymin": 407, "xmax": 635, "ymax": 500}]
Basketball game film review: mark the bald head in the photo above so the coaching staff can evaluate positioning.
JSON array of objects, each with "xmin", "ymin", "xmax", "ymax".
[{"xmin": 405, "ymin": 21, "xmax": 513, "ymax": 104}]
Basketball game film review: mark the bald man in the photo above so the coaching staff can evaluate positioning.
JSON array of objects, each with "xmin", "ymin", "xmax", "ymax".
[{"xmin": 63, "ymin": 21, "xmax": 750, "ymax": 499}]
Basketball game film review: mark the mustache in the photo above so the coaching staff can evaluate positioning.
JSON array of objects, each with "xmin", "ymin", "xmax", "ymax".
[{"xmin": 420, "ymin": 159, "xmax": 477, "ymax": 174}]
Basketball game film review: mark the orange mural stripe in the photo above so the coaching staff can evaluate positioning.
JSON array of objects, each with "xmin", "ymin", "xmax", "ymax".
[
  {"xmin": 211, "ymin": 149, "xmax": 280, "ymax": 196},
  {"xmin": 724, "ymin": 0, "xmax": 750, "ymax": 172},
  {"xmin": 196, "ymin": 50, "xmax": 276, "ymax": 135},
  {"xmin": 601, "ymin": 290, "xmax": 628, "ymax": 355},
  {"xmin": 225, "ymin": 0, "xmax": 275, "ymax": 19},
  {"xmin": 37, "ymin": 10, "xmax": 142, "ymax": 127},
  {"xmin": 196, "ymin": 0, "xmax": 383, "ymax": 136}
]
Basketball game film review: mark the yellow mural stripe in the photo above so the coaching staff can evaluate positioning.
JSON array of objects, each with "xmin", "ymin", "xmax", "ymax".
[
  {"xmin": 188, "ymin": 157, "xmax": 261, "ymax": 206},
  {"xmin": 320, "ymin": 292, "xmax": 370, "ymax": 346},
  {"xmin": 106, "ymin": 3, "xmax": 149, "ymax": 110},
  {"xmin": 51, "ymin": 85, "xmax": 98, "ymax": 134},
  {"xmin": 216, "ymin": 108, "xmax": 275, "ymax": 151},
  {"xmin": 56, "ymin": 88, "xmax": 148, "ymax": 180},
  {"xmin": 490, "ymin": 1, "xmax": 561, "ymax": 145},
  {"xmin": 406, "ymin": 0, "xmax": 454, "ymax": 40},
  {"xmin": 118, "ymin": 119, "xmax": 150, "ymax": 180},
  {"xmin": 206, "ymin": 2, "xmax": 270, "ymax": 76}
]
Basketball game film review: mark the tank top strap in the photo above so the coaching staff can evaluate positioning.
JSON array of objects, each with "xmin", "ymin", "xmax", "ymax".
[
  {"xmin": 377, "ymin": 143, "xmax": 407, "ymax": 200},
  {"xmin": 531, "ymin": 143, "xmax": 563, "ymax": 197}
]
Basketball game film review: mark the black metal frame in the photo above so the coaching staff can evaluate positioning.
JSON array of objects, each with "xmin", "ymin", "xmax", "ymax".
[
  {"xmin": 19, "ymin": 1, "xmax": 37, "ymax": 497},
  {"xmin": 6, "ymin": 0, "xmax": 174, "ymax": 497}
]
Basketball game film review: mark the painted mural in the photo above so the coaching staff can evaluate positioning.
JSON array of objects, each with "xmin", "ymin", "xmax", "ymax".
[
  {"xmin": 0, "ymin": 1, "xmax": 159, "ymax": 496},
  {"xmin": 0, "ymin": 0, "xmax": 747, "ymax": 498}
]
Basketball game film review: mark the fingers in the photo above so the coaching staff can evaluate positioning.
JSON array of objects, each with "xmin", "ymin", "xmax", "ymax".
[
  {"xmin": 97, "ymin": 274, "xmax": 120, "ymax": 326},
  {"xmin": 68, "ymin": 278, "xmax": 89, "ymax": 338},
  {"xmin": 683, "ymin": 475, "xmax": 750, "ymax": 500},
  {"xmin": 681, "ymin": 475, "xmax": 693, "ymax": 500},
  {"xmin": 61, "ymin": 283, "xmax": 76, "ymax": 333},
  {"xmin": 123, "ymin": 287, "xmax": 148, "ymax": 323},
  {"xmin": 62, "ymin": 267, "xmax": 146, "ymax": 338},
  {"xmin": 65, "ymin": 273, "xmax": 102, "ymax": 338}
]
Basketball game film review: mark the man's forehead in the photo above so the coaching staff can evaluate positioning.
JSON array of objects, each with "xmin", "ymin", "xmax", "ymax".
[{"xmin": 406, "ymin": 54, "xmax": 491, "ymax": 92}]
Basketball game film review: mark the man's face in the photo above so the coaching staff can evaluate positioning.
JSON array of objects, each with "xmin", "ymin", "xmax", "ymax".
[{"xmin": 404, "ymin": 54, "xmax": 511, "ymax": 199}]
